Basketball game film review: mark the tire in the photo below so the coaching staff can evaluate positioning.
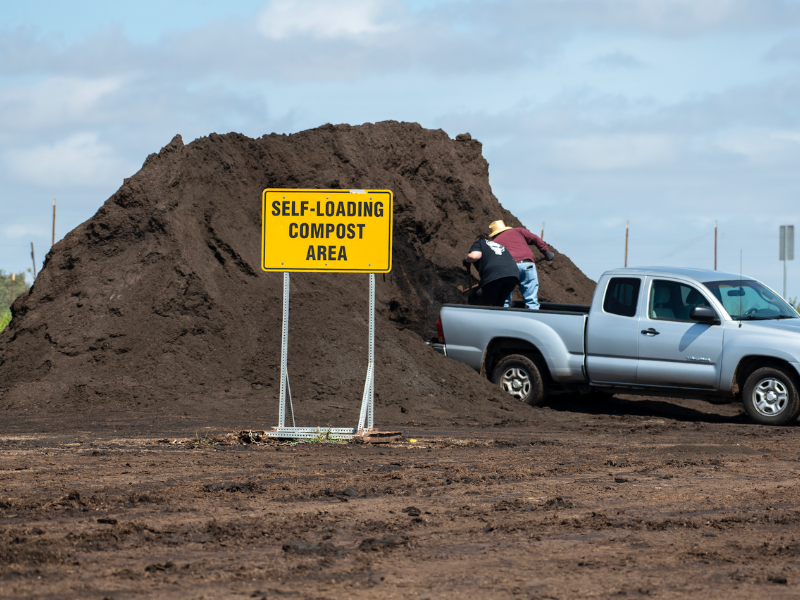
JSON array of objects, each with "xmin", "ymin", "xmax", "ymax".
[
  {"xmin": 742, "ymin": 366, "xmax": 800, "ymax": 425},
  {"xmin": 491, "ymin": 354, "xmax": 546, "ymax": 407}
]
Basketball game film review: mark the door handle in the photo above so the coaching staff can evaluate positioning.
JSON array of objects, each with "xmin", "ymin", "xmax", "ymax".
[{"xmin": 641, "ymin": 328, "xmax": 660, "ymax": 336}]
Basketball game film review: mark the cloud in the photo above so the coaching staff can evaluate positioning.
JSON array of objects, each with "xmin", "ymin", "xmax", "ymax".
[
  {"xmin": 552, "ymin": 134, "xmax": 677, "ymax": 170},
  {"xmin": 715, "ymin": 127, "xmax": 800, "ymax": 165},
  {"xmin": 0, "ymin": 77, "xmax": 124, "ymax": 132},
  {"xmin": 2, "ymin": 0, "xmax": 800, "ymax": 87},
  {"xmin": 0, "ymin": 13, "xmax": 528, "ymax": 83},
  {"xmin": 0, "ymin": 26, "xmax": 148, "ymax": 77},
  {"xmin": 3, "ymin": 133, "xmax": 133, "ymax": 189},
  {"xmin": 0, "ymin": 69, "xmax": 273, "ymax": 145},
  {"xmin": 765, "ymin": 34, "xmax": 800, "ymax": 61},
  {"xmin": 158, "ymin": 10, "xmax": 530, "ymax": 80},
  {"xmin": 456, "ymin": 0, "xmax": 800, "ymax": 37},
  {"xmin": 257, "ymin": 0, "xmax": 405, "ymax": 40},
  {"xmin": 591, "ymin": 51, "xmax": 648, "ymax": 69},
  {"xmin": 437, "ymin": 73, "xmax": 800, "ymax": 209},
  {"xmin": 4, "ymin": 224, "xmax": 47, "ymax": 239}
]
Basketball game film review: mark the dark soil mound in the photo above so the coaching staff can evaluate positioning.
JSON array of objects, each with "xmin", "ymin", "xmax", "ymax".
[{"xmin": 0, "ymin": 122, "xmax": 594, "ymax": 427}]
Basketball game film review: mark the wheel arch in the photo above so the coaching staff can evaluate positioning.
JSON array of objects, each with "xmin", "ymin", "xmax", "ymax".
[
  {"xmin": 480, "ymin": 337, "xmax": 551, "ymax": 383},
  {"xmin": 731, "ymin": 355, "xmax": 800, "ymax": 396}
]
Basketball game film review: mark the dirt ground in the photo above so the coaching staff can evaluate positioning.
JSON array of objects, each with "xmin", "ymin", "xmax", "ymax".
[{"xmin": 2, "ymin": 394, "xmax": 799, "ymax": 599}]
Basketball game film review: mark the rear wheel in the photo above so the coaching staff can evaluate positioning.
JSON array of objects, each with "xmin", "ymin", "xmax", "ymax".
[
  {"xmin": 492, "ymin": 354, "xmax": 546, "ymax": 406},
  {"xmin": 742, "ymin": 366, "xmax": 800, "ymax": 425}
]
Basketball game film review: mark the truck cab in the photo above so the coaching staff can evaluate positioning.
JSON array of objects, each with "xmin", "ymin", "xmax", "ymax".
[{"xmin": 587, "ymin": 268, "xmax": 800, "ymax": 406}]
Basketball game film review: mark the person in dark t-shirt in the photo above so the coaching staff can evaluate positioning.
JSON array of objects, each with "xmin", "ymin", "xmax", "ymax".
[{"xmin": 463, "ymin": 233, "xmax": 519, "ymax": 307}]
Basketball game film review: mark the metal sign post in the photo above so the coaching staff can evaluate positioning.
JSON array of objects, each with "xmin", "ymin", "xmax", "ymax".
[
  {"xmin": 262, "ymin": 189, "xmax": 392, "ymax": 440},
  {"xmin": 278, "ymin": 272, "xmax": 295, "ymax": 429},
  {"xmin": 269, "ymin": 272, "xmax": 376, "ymax": 439},
  {"xmin": 780, "ymin": 225, "xmax": 794, "ymax": 300},
  {"xmin": 356, "ymin": 273, "xmax": 375, "ymax": 432}
]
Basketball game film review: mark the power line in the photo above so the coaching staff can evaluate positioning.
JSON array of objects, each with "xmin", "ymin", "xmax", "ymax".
[{"xmin": 656, "ymin": 230, "xmax": 710, "ymax": 260}]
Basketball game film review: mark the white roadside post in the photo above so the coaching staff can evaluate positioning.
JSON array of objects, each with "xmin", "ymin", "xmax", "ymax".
[{"xmin": 780, "ymin": 225, "xmax": 794, "ymax": 300}]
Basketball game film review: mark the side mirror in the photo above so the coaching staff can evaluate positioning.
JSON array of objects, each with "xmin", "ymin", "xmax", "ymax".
[{"xmin": 690, "ymin": 305, "xmax": 718, "ymax": 323}]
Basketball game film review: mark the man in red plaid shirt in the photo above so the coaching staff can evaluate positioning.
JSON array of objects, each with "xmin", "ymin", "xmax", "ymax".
[{"xmin": 488, "ymin": 220, "xmax": 555, "ymax": 310}]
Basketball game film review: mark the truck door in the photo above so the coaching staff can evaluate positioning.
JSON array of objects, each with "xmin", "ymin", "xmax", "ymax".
[
  {"xmin": 636, "ymin": 278, "xmax": 724, "ymax": 388},
  {"xmin": 585, "ymin": 276, "xmax": 643, "ymax": 384}
]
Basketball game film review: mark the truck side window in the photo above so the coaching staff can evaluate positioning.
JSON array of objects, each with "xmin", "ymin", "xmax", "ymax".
[
  {"xmin": 649, "ymin": 280, "xmax": 712, "ymax": 321},
  {"xmin": 603, "ymin": 277, "xmax": 641, "ymax": 317}
]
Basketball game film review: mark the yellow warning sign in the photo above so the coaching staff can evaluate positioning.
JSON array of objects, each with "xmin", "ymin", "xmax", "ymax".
[{"xmin": 261, "ymin": 189, "xmax": 393, "ymax": 273}]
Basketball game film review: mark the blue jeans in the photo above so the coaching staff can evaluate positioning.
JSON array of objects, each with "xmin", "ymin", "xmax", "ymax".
[{"xmin": 504, "ymin": 261, "xmax": 540, "ymax": 309}]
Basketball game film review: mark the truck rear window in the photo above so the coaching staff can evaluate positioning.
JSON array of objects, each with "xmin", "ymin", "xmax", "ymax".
[{"xmin": 603, "ymin": 277, "xmax": 641, "ymax": 317}]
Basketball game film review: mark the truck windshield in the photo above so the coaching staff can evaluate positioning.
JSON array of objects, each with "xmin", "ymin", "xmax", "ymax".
[{"xmin": 702, "ymin": 280, "xmax": 798, "ymax": 320}]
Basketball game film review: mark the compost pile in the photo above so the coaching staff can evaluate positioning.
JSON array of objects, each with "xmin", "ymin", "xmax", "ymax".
[{"xmin": 0, "ymin": 122, "xmax": 594, "ymax": 427}]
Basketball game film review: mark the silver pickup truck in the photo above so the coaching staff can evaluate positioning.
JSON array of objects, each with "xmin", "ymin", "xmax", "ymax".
[{"xmin": 434, "ymin": 267, "xmax": 800, "ymax": 425}]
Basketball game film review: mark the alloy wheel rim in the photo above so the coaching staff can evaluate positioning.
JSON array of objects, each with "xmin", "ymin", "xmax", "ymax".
[
  {"xmin": 753, "ymin": 377, "xmax": 789, "ymax": 416},
  {"xmin": 501, "ymin": 367, "xmax": 531, "ymax": 401}
]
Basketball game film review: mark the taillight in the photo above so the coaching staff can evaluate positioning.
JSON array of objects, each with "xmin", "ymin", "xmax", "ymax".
[{"xmin": 436, "ymin": 315, "xmax": 445, "ymax": 344}]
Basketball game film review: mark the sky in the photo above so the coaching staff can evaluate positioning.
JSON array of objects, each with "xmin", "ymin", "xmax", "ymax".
[{"xmin": 2, "ymin": 0, "xmax": 800, "ymax": 301}]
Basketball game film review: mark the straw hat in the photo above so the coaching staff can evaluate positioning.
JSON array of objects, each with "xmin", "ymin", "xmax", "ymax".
[{"xmin": 488, "ymin": 220, "xmax": 514, "ymax": 238}]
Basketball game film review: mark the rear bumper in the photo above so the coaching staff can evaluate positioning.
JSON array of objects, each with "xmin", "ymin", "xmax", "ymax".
[{"xmin": 425, "ymin": 341, "xmax": 447, "ymax": 356}]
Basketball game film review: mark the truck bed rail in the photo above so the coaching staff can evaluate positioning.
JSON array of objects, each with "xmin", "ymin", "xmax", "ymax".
[{"xmin": 441, "ymin": 302, "xmax": 590, "ymax": 316}]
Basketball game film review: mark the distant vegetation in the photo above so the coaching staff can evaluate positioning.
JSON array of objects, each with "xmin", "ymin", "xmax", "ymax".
[{"xmin": 0, "ymin": 270, "xmax": 32, "ymax": 332}]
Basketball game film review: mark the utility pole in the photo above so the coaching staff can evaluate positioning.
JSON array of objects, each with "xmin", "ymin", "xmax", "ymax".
[
  {"xmin": 30, "ymin": 242, "xmax": 37, "ymax": 278},
  {"xmin": 9, "ymin": 273, "xmax": 15, "ymax": 309},
  {"xmin": 780, "ymin": 225, "xmax": 794, "ymax": 299},
  {"xmin": 624, "ymin": 220, "xmax": 629, "ymax": 268},
  {"xmin": 52, "ymin": 198, "xmax": 56, "ymax": 247},
  {"xmin": 541, "ymin": 222, "xmax": 545, "ymax": 240},
  {"xmin": 714, "ymin": 221, "xmax": 717, "ymax": 271}
]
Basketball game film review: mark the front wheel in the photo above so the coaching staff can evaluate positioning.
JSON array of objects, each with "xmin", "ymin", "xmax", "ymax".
[
  {"xmin": 492, "ymin": 354, "xmax": 546, "ymax": 406},
  {"xmin": 742, "ymin": 366, "xmax": 800, "ymax": 425}
]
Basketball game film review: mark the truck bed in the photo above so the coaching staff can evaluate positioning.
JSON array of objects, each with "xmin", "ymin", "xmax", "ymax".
[{"xmin": 439, "ymin": 302, "xmax": 588, "ymax": 382}]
